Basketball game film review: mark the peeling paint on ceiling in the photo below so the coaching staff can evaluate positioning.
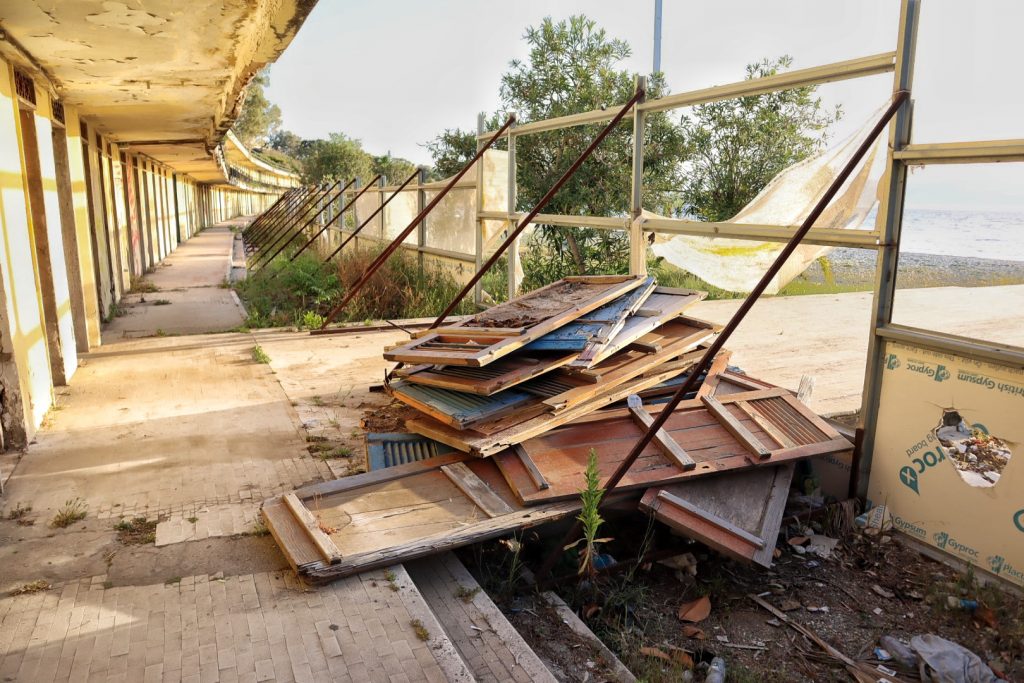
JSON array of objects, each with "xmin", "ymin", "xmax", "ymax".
[{"xmin": 0, "ymin": 0, "xmax": 314, "ymax": 149}]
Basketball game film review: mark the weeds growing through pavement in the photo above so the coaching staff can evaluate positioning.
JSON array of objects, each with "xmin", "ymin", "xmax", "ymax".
[
  {"xmin": 114, "ymin": 516, "xmax": 157, "ymax": 545},
  {"xmin": 251, "ymin": 345, "xmax": 271, "ymax": 364},
  {"xmin": 50, "ymin": 498, "xmax": 88, "ymax": 528},
  {"xmin": 410, "ymin": 619, "xmax": 430, "ymax": 641}
]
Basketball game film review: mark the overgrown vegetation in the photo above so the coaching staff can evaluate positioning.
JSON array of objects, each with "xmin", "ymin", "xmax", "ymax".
[
  {"xmin": 235, "ymin": 249, "xmax": 476, "ymax": 328},
  {"xmin": 50, "ymin": 497, "xmax": 88, "ymax": 528}
]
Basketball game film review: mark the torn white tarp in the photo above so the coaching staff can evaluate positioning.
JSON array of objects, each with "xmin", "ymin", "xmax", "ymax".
[{"xmin": 650, "ymin": 111, "xmax": 886, "ymax": 294}]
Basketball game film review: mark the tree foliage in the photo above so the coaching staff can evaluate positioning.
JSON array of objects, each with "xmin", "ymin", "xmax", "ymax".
[
  {"xmin": 232, "ymin": 69, "xmax": 282, "ymax": 148},
  {"xmin": 679, "ymin": 56, "xmax": 842, "ymax": 222},
  {"xmin": 424, "ymin": 18, "xmax": 841, "ymax": 290}
]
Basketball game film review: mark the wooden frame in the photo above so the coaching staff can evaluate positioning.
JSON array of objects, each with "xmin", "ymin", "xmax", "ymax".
[
  {"xmin": 489, "ymin": 388, "xmax": 850, "ymax": 505},
  {"xmin": 261, "ymin": 452, "xmax": 629, "ymax": 582},
  {"xmin": 640, "ymin": 463, "xmax": 795, "ymax": 567},
  {"xmin": 384, "ymin": 275, "xmax": 645, "ymax": 367}
]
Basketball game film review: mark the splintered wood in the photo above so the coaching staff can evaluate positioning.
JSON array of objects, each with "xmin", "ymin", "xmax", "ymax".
[{"xmin": 263, "ymin": 275, "xmax": 854, "ymax": 582}]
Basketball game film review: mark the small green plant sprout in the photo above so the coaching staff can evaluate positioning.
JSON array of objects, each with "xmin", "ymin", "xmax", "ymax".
[
  {"xmin": 251, "ymin": 345, "xmax": 271, "ymax": 364},
  {"xmin": 50, "ymin": 497, "xmax": 88, "ymax": 528},
  {"xmin": 454, "ymin": 585, "xmax": 480, "ymax": 603},
  {"xmin": 564, "ymin": 449, "xmax": 612, "ymax": 580}
]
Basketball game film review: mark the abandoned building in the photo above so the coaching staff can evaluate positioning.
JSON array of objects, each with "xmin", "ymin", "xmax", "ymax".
[{"xmin": 0, "ymin": 1, "xmax": 1020, "ymax": 682}]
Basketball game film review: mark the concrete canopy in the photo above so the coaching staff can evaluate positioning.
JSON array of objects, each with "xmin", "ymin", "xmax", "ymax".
[{"xmin": 0, "ymin": 0, "xmax": 314, "ymax": 179}]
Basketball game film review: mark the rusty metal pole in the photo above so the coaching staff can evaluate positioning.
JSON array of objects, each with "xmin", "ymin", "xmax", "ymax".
[
  {"xmin": 246, "ymin": 186, "xmax": 312, "ymax": 248},
  {"xmin": 319, "ymin": 168, "xmax": 421, "ymax": 263},
  {"xmin": 534, "ymin": 90, "xmax": 911, "ymax": 583},
  {"xmin": 242, "ymin": 188, "xmax": 295, "ymax": 240},
  {"xmin": 253, "ymin": 180, "xmax": 346, "ymax": 265},
  {"xmin": 314, "ymin": 115, "xmax": 516, "ymax": 331},
  {"xmin": 253, "ymin": 178, "xmax": 358, "ymax": 268},
  {"xmin": 246, "ymin": 186, "xmax": 319, "ymax": 256},
  {"xmin": 430, "ymin": 88, "xmax": 646, "ymax": 328},
  {"xmin": 284, "ymin": 173, "xmax": 384, "ymax": 262}
]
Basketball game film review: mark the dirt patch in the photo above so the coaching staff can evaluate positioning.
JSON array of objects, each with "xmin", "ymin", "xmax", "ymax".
[
  {"xmin": 462, "ymin": 516, "xmax": 1023, "ymax": 682},
  {"xmin": 464, "ymin": 280, "xmax": 590, "ymax": 328},
  {"xmin": 360, "ymin": 400, "xmax": 422, "ymax": 433}
]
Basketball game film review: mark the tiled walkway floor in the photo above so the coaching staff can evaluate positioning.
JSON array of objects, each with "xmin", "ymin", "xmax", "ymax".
[{"xmin": 0, "ymin": 569, "xmax": 467, "ymax": 683}]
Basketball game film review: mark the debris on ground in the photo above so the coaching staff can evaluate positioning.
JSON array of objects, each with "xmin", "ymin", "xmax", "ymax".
[
  {"xmin": 251, "ymin": 274, "xmax": 1024, "ymax": 681},
  {"xmin": 261, "ymin": 276, "xmax": 853, "ymax": 585}
]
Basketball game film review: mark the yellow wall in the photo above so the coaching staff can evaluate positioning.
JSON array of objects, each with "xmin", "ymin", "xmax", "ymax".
[{"xmin": 0, "ymin": 57, "xmax": 54, "ymax": 437}]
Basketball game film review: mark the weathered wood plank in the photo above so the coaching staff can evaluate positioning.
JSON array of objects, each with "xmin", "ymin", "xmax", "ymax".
[
  {"xmin": 701, "ymin": 395, "xmax": 771, "ymax": 461},
  {"xmin": 626, "ymin": 394, "xmax": 696, "ymax": 471},
  {"xmin": 282, "ymin": 493, "xmax": 343, "ymax": 565},
  {"xmin": 441, "ymin": 462, "xmax": 514, "ymax": 517}
]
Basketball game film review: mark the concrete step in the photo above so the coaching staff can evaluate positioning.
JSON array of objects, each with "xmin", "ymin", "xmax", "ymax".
[{"xmin": 406, "ymin": 552, "xmax": 557, "ymax": 683}]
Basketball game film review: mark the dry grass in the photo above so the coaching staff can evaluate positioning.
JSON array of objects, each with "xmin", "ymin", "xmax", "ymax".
[
  {"xmin": 114, "ymin": 516, "xmax": 157, "ymax": 545},
  {"xmin": 11, "ymin": 579, "xmax": 50, "ymax": 595},
  {"xmin": 50, "ymin": 498, "xmax": 88, "ymax": 528}
]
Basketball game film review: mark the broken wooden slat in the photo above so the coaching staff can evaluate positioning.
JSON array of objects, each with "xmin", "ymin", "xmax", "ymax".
[
  {"xmin": 626, "ymin": 395, "xmax": 696, "ymax": 471},
  {"xmin": 441, "ymin": 462, "xmax": 514, "ymax": 517},
  {"xmin": 701, "ymin": 395, "xmax": 771, "ymax": 461},
  {"xmin": 525, "ymin": 277, "xmax": 656, "ymax": 353},
  {"xmin": 569, "ymin": 290, "xmax": 710, "ymax": 369},
  {"xmin": 397, "ymin": 352, "xmax": 579, "ymax": 396},
  {"xmin": 512, "ymin": 443, "xmax": 549, "ymax": 490},
  {"xmin": 282, "ymin": 493, "xmax": 343, "ymax": 565},
  {"xmin": 639, "ymin": 463, "xmax": 795, "ymax": 567}
]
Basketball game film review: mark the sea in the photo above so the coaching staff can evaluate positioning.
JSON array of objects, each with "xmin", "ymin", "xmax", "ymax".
[{"xmin": 890, "ymin": 208, "xmax": 1024, "ymax": 262}]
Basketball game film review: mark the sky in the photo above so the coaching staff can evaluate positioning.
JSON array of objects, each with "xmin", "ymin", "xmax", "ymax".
[{"xmin": 266, "ymin": 0, "xmax": 1024, "ymax": 211}]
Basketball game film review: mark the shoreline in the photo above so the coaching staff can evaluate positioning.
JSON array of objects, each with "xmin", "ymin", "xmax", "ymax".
[{"xmin": 781, "ymin": 251, "xmax": 1024, "ymax": 295}]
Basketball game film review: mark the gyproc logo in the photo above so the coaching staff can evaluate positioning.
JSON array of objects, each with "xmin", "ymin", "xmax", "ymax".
[
  {"xmin": 899, "ymin": 466, "xmax": 919, "ymax": 494},
  {"xmin": 932, "ymin": 531, "xmax": 978, "ymax": 559},
  {"xmin": 907, "ymin": 361, "xmax": 950, "ymax": 382},
  {"xmin": 885, "ymin": 353, "xmax": 901, "ymax": 371},
  {"xmin": 1015, "ymin": 509, "xmax": 1024, "ymax": 534}
]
